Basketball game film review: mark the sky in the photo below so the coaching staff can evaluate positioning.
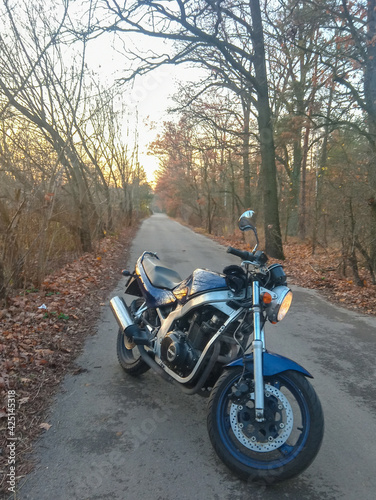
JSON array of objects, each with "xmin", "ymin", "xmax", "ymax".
[
  {"xmin": 85, "ymin": 30, "xmax": 198, "ymax": 184},
  {"xmin": 125, "ymin": 64, "xmax": 183, "ymax": 183}
]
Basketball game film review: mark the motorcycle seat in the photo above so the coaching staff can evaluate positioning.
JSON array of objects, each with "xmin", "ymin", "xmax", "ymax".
[{"xmin": 143, "ymin": 257, "xmax": 182, "ymax": 290}]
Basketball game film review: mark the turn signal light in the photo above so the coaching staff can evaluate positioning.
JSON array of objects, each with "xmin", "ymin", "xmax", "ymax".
[{"xmin": 262, "ymin": 292, "xmax": 273, "ymax": 304}]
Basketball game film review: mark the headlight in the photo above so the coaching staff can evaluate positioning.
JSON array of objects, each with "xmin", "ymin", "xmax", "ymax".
[{"xmin": 265, "ymin": 286, "xmax": 293, "ymax": 323}]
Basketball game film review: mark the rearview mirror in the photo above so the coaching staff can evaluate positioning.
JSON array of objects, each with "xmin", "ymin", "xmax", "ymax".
[
  {"xmin": 238, "ymin": 210, "xmax": 255, "ymax": 232},
  {"xmin": 238, "ymin": 210, "xmax": 259, "ymax": 252}
]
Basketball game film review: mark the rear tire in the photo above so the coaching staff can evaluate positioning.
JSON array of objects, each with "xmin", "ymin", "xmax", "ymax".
[
  {"xmin": 116, "ymin": 299, "xmax": 151, "ymax": 376},
  {"xmin": 207, "ymin": 367, "xmax": 324, "ymax": 483}
]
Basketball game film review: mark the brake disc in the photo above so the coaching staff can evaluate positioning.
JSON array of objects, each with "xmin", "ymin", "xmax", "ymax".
[{"xmin": 230, "ymin": 384, "xmax": 294, "ymax": 452}]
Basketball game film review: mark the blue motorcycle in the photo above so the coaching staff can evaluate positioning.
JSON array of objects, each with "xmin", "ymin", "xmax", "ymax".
[{"xmin": 110, "ymin": 211, "xmax": 324, "ymax": 483}]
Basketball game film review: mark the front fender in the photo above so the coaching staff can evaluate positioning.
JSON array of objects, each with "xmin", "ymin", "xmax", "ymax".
[{"xmin": 226, "ymin": 351, "xmax": 313, "ymax": 378}]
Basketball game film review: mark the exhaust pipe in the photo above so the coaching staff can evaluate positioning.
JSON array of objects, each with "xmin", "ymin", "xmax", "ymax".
[
  {"xmin": 110, "ymin": 296, "xmax": 149, "ymax": 345},
  {"xmin": 110, "ymin": 297, "xmax": 220, "ymax": 391},
  {"xmin": 110, "ymin": 296, "xmax": 172, "ymax": 381}
]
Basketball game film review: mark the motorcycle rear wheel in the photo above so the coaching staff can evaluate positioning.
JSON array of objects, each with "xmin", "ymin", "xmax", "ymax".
[
  {"xmin": 207, "ymin": 367, "xmax": 324, "ymax": 483},
  {"xmin": 116, "ymin": 299, "xmax": 150, "ymax": 376}
]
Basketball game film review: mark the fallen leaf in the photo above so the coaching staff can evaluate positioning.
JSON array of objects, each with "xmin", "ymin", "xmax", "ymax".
[
  {"xmin": 35, "ymin": 349, "xmax": 54, "ymax": 356},
  {"xmin": 39, "ymin": 422, "xmax": 52, "ymax": 431},
  {"xmin": 72, "ymin": 367, "xmax": 88, "ymax": 375},
  {"xmin": 59, "ymin": 347, "xmax": 71, "ymax": 353}
]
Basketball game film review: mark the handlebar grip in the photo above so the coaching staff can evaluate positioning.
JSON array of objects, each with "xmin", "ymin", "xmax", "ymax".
[{"xmin": 227, "ymin": 246, "xmax": 254, "ymax": 261}]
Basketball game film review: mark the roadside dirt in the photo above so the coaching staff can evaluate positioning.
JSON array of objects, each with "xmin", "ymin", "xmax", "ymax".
[{"xmin": 0, "ymin": 226, "xmax": 138, "ymax": 495}]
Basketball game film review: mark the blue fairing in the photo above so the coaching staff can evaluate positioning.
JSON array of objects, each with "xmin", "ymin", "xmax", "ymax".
[{"xmin": 227, "ymin": 351, "xmax": 313, "ymax": 378}]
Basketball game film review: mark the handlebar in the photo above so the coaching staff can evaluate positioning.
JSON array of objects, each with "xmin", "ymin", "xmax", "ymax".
[
  {"xmin": 227, "ymin": 246, "xmax": 269, "ymax": 265},
  {"xmin": 227, "ymin": 246, "xmax": 255, "ymax": 261}
]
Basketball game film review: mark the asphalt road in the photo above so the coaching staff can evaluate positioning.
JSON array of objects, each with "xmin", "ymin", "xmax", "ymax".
[{"xmin": 19, "ymin": 214, "xmax": 376, "ymax": 500}]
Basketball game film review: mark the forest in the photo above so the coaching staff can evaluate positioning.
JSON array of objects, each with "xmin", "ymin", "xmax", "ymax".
[{"xmin": 1, "ymin": 0, "xmax": 375, "ymax": 298}]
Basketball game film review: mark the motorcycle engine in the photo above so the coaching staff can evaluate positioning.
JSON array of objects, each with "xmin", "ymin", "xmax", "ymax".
[
  {"xmin": 160, "ymin": 307, "xmax": 250, "ymax": 377},
  {"xmin": 160, "ymin": 331, "xmax": 199, "ymax": 376}
]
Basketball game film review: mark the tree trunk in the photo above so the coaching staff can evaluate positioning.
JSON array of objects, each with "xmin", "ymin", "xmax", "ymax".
[
  {"xmin": 287, "ymin": 138, "xmax": 302, "ymax": 236},
  {"xmin": 0, "ymin": 259, "xmax": 5, "ymax": 300},
  {"xmin": 365, "ymin": 0, "xmax": 376, "ymax": 270},
  {"xmin": 250, "ymin": 0, "xmax": 284, "ymax": 259},
  {"xmin": 62, "ymin": 149, "xmax": 93, "ymax": 253},
  {"xmin": 242, "ymin": 97, "xmax": 252, "ymax": 208},
  {"xmin": 299, "ymin": 121, "xmax": 310, "ymax": 239},
  {"xmin": 348, "ymin": 198, "xmax": 364, "ymax": 287}
]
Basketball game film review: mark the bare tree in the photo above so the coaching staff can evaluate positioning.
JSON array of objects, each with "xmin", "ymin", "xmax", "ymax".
[
  {"xmin": 0, "ymin": 0, "xmax": 150, "ymax": 294},
  {"xmin": 96, "ymin": 0, "xmax": 285, "ymax": 258}
]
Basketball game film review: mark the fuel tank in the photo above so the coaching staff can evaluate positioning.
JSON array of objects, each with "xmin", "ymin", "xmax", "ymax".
[
  {"xmin": 133, "ymin": 254, "xmax": 228, "ymax": 308},
  {"xmin": 173, "ymin": 269, "xmax": 228, "ymax": 304}
]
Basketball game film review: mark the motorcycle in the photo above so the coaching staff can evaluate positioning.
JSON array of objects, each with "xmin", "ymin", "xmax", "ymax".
[{"xmin": 110, "ymin": 210, "xmax": 324, "ymax": 483}]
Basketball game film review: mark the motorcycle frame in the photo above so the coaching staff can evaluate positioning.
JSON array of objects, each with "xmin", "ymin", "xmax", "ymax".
[
  {"xmin": 164, "ymin": 283, "xmax": 265, "ymax": 419},
  {"xmin": 151, "ymin": 293, "xmax": 244, "ymax": 384},
  {"xmin": 129, "ymin": 256, "xmax": 271, "ymax": 419}
]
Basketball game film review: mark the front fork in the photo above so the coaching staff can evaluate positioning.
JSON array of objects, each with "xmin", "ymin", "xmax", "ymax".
[{"xmin": 252, "ymin": 281, "xmax": 265, "ymax": 422}]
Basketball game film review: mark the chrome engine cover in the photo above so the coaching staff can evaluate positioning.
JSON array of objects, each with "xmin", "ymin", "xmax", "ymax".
[{"xmin": 160, "ymin": 330, "xmax": 198, "ymax": 376}]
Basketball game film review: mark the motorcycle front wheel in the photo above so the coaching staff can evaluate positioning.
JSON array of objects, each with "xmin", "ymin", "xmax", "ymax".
[
  {"xmin": 116, "ymin": 299, "xmax": 151, "ymax": 376},
  {"xmin": 207, "ymin": 367, "xmax": 324, "ymax": 483}
]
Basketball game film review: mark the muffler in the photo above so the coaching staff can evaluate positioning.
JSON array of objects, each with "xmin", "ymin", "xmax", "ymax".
[
  {"xmin": 109, "ymin": 297, "xmax": 218, "ymax": 390},
  {"xmin": 110, "ymin": 296, "xmax": 149, "ymax": 345},
  {"xmin": 110, "ymin": 296, "xmax": 172, "ymax": 382}
]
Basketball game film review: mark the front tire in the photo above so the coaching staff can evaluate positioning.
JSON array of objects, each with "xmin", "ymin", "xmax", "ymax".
[{"xmin": 207, "ymin": 367, "xmax": 324, "ymax": 483}]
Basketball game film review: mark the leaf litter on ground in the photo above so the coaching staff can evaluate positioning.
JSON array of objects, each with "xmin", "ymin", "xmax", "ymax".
[{"xmin": 0, "ymin": 226, "xmax": 138, "ymax": 493}]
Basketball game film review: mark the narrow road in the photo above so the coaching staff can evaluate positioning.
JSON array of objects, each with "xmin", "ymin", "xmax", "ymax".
[{"xmin": 20, "ymin": 214, "xmax": 376, "ymax": 500}]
